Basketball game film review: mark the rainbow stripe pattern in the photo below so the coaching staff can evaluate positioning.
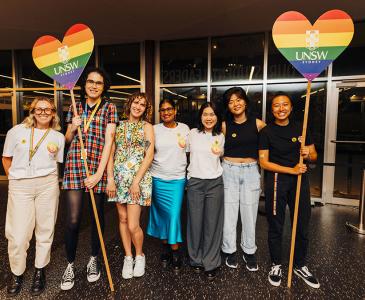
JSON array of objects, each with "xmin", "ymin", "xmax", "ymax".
[
  {"xmin": 272, "ymin": 10, "xmax": 354, "ymax": 81},
  {"xmin": 32, "ymin": 24, "xmax": 94, "ymax": 89}
]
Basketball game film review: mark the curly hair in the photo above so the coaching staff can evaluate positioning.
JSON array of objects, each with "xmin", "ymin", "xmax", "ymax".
[
  {"xmin": 125, "ymin": 92, "xmax": 153, "ymax": 122},
  {"xmin": 22, "ymin": 97, "xmax": 61, "ymax": 131}
]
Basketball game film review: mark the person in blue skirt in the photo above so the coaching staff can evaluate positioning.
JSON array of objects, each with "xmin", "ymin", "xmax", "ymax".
[{"xmin": 147, "ymin": 99, "xmax": 190, "ymax": 272}]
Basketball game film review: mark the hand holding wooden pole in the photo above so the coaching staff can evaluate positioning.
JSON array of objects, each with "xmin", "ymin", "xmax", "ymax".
[
  {"xmin": 70, "ymin": 89, "xmax": 114, "ymax": 292},
  {"xmin": 287, "ymin": 81, "xmax": 312, "ymax": 288}
]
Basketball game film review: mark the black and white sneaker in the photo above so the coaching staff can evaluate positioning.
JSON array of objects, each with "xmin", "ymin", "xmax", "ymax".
[
  {"xmin": 60, "ymin": 263, "xmax": 75, "ymax": 291},
  {"xmin": 294, "ymin": 266, "xmax": 320, "ymax": 289},
  {"xmin": 268, "ymin": 264, "xmax": 282, "ymax": 287},
  {"xmin": 242, "ymin": 252, "xmax": 258, "ymax": 271},
  {"xmin": 87, "ymin": 256, "xmax": 100, "ymax": 283},
  {"xmin": 225, "ymin": 252, "xmax": 238, "ymax": 269}
]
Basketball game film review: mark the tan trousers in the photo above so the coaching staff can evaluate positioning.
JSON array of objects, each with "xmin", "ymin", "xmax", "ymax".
[{"xmin": 5, "ymin": 174, "xmax": 60, "ymax": 275}]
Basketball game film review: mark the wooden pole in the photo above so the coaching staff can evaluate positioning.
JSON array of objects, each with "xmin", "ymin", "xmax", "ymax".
[
  {"xmin": 287, "ymin": 80, "xmax": 312, "ymax": 288},
  {"xmin": 70, "ymin": 89, "xmax": 114, "ymax": 292}
]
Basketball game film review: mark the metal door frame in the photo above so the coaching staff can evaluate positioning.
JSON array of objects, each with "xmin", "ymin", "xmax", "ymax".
[{"xmin": 322, "ymin": 80, "xmax": 365, "ymax": 206}]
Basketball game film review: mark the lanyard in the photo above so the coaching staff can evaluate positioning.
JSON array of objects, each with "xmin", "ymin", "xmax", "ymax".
[
  {"xmin": 83, "ymin": 99, "xmax": 101, "ymax": 133},
  {"xmin": 29, "ymin": 127, "xmax": 51, "ymax": 163}
]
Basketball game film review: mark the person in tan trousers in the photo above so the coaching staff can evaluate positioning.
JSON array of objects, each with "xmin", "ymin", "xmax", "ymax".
[{"xmin": 3, "ymin": 96, "xmax": 65, "ymax": 297}]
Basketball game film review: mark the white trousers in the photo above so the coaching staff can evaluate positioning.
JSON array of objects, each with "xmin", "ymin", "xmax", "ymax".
[{"xmin": 5, "ymin": 174, "xmax": 60, "ymax": 275}]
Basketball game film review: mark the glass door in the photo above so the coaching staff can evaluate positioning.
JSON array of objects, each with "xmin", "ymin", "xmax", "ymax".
[{"xmin": 323, "ymin": 82, "xmax": 365, "ymax": 205}]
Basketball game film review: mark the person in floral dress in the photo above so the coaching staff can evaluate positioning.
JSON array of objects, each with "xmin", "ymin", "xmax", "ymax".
[{"xmin": 107, "ymin": 92, "xmax": 154, "ymax": 279}]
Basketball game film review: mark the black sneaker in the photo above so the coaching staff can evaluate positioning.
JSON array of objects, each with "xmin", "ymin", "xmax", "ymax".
[
  {"xmin": 87, "ymin": 256, "xmax": 100, "ymax": 283},
  {"xmin": 60, "ymin": 263, "xmax": 75, "ymax": 291},
  {"xmin": 294, "ymin": 266, "xmax": 320, "ymax": 289},
  {"xmin": 225, "ymin": 252, "xmax": 238, "ymax": 269},
  {"xmin": 242, "ymin": 252, "xmax": 258, "ymax": 271},
  {"xmin": 268, "ymin": 264, "xmax": 282, "ymax": 287}
]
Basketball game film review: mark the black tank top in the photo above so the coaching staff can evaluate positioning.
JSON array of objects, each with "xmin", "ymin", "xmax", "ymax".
[{"xmin": 224, "ymin": 118, "xmax": 259, "ymax": 159}]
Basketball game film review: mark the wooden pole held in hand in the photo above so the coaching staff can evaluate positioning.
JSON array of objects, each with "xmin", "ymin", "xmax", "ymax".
[
  {"xmin": 70, "ymin": 89, "xmax": 114, "ymax": 292},
  {"xmin": 287, "ymin": 81, "xmax": 312, "ymax": 288}
]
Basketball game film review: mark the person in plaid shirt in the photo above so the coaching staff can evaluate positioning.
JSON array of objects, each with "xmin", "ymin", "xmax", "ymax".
[{"xmin": 60, "ymin": 67, "xmax": 117, "ymax": 291}]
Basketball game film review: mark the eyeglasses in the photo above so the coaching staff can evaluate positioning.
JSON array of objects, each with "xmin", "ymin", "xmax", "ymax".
[
  {"xmin": 159, "ymin": 107, "xmax": 175, "ymax": 113},
  {"xmin": 86, "ymin": 79, "xmax": 104, "ymax": 87},
  {"xmin": 33, "ymin": 108, "xmax": 55, "ymax": 115}
]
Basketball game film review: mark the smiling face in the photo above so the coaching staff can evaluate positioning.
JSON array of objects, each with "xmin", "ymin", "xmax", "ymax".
[
  {"xmin": 228, "ymin": 93, "xmax": 246, "ymax": 116},
  {"xmin": 85, "ymin": 71, "xmax": 104, "ymax": 100},
  {"xmin": 160, "ymin": 102, "xmax": 176, "ymax": 124},
  {"xmin": 271, "ymin": 95, "xmax": 293, "ymax": 123},
  {"xmin": 201, "ymin": 106, "xmax": 217, "ymax": 132},
  {"xmin": 33, "ymin": 100, "xmax": 55, "ymax": 129},
  {"xmin": 129, "ymin": 96, "xmax": 147, "ymax": 120}
]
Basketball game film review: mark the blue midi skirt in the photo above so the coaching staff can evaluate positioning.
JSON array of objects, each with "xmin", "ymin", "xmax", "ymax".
[{"xmin": 147, "ymin": 177, "xmax": 186, "ymax": 244}]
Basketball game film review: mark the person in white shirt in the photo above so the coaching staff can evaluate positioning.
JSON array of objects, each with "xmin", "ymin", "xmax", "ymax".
[
  {"xmin": 186, "ymin": 102, "xmax": 225, "ymax": 281},
  {"xmin": 147, "ymin": 99, "xmax": 189, "ymax": 272},
  {"xmin": 2, "ymin": 97, "xmax": 65, "ymax": 297}
]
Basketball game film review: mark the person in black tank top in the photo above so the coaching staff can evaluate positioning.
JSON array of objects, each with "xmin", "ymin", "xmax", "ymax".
[
  {"xmin": 258, "ymin": 93, "xmax": 319, "ymax": 289},
  {"xmin": 221, "ymin": 87, "xmax": 265, "ymax": 271}
]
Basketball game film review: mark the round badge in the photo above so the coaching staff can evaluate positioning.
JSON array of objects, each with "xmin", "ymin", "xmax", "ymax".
[
  {"xmin": 291, "ymin": 137, "xmax": 297, "ymax": 142},
  {"xmin": 232, "ymin": 133, "xmax": 237, "ymax": 138},
  {"xmin": 47, "ymin": 142, "xmax": 58, "ymax": 153},
  {"xmin": 21, "ymin": 139, "xmax": 26, "ymax": 144}
]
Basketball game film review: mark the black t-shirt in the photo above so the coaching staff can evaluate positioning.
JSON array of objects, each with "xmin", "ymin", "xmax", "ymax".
[{"xmin": 258, "ymin": 121, "xmax": 313, "ymax": 168}]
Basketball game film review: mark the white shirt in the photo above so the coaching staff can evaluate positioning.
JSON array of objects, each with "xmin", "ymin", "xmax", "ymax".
[
  {"xmin": 187, "ymin": 128, "xmax": 225, "ymax": 179},
  {"xmin": 150, "ymin": 122, "xmax": 190, "ymax": 180},
  {"xmin": 3, "ymin": 124, "xmax": 65, "ymax": 179}
]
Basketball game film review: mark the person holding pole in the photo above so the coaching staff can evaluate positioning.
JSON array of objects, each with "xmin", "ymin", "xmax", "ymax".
[
  {"xmin": 3, "ymin": 97, "xmax": 65, "ymax": 296},
  {"xmin": 146, "ymin": 99, "xmax": 189, "ymax": 272},
  {"xmin": 107, "ymin": 92, "xmax": 154, "ymax": 279},
  {"xmin": 258, "ymin": 92, "xmax": 319, "ymax": 288},
  {"xmin": 186, "ymin": 102, "xmax": 224, "ymax": 281},
  {"xmin": 60, "ymin": 67, "xmax": 117, "ymax": 290},
  {"xmin": 221, "ymin": 87, "xmax": 265, "ymax": 271}
]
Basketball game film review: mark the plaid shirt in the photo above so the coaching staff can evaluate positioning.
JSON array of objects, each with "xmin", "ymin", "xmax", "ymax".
[{"xmin": 62, "ymin": 99, "xmax": 118, "ymax": 193}]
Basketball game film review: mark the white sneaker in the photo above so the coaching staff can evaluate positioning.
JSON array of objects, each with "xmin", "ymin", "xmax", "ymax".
[
  {"xmin": 122, "ymin": 256, "xmax": 134, "ymax": 279},
  {"xmin": 60, "ymin": 262, "xmax": 75, "ymax": 290},
  {"xmin": 133, "ymin": 255, "xmax": 146, "ymax": 277}
]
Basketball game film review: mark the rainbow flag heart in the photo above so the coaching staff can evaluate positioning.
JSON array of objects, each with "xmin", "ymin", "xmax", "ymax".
[
  {"xmin": 272, "ymin": 10, "xmax": 354, "ymax": 81},
  {"xmin": 32, "ymin": 24, "xmax": 94, "ymax": 89}
]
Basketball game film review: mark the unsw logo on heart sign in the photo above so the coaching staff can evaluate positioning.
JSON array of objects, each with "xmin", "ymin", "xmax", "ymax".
[
  {"xmin": 272, "ymin": 10, "xmax": 354, "ymax": 81},
  {"xmin": 32, "ymin": 24, "xmax": 94, "ymax": 89}
]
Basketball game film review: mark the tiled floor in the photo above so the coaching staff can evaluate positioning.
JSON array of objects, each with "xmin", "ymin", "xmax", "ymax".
[{"xmin": 0, "ymin": 182, "xmax": 365, "ymax": 299}]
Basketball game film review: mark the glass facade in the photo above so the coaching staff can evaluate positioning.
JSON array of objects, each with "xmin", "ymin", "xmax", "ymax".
[{"xmin": 1, "ymin": 21, "xmax": 365, "ymax": 204}]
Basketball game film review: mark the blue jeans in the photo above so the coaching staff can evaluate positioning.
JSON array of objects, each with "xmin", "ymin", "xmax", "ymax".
[{"xmin": 221, "ymin": 160, "xmax": 261, "ymax": 255}]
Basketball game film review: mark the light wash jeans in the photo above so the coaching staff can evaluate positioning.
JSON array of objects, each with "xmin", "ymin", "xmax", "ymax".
[{"xmin": 221, "ymin": 160, "xmax": 261, "ymax": 255}]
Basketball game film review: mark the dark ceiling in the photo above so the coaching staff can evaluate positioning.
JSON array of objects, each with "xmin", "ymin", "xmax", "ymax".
[{"xmin": 1, "ymin": 0, "xmax": 364, "ymax": 49}]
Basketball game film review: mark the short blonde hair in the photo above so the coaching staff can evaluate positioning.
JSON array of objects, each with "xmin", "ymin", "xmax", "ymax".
[
  {"xmin": 125, "ymin": 92, "xmax": 153, "ymax": 122},
  {"xmin": 22, "ymin": 97, "xmax": 61, "ymax": 131}
]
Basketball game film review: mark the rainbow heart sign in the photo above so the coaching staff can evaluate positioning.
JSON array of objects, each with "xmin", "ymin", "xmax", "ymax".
[
  {"xmin": 272, "ymin": 10, "xmax": 354, "ymax": 81},
  {"xmin": 32, "ymin": 24, "xmax": 94, "ymax": 89}
]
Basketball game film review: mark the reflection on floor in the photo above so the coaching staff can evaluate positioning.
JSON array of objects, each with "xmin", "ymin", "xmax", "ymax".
[{"xmin": 0, "ymin": 183, "xmax": 365, "ymax": 299}]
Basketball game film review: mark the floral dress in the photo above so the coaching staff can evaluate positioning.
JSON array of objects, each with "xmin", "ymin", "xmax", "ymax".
[{"xmin": 110, "ymin": 120, "xmax": 152, "ymax": 206}]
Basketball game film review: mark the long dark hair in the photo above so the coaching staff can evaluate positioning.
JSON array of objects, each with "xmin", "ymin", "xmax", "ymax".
[
  {"xmin": 197, "ymin": 102, "xmax": 222, "ymax": 136},
  {"xmin": 223, "ymin": 87, "xmax": 251, "ymax": 121},
  {"xmin": 79, "ymin": 67, "xmax": 111, "ymax": 101}
]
